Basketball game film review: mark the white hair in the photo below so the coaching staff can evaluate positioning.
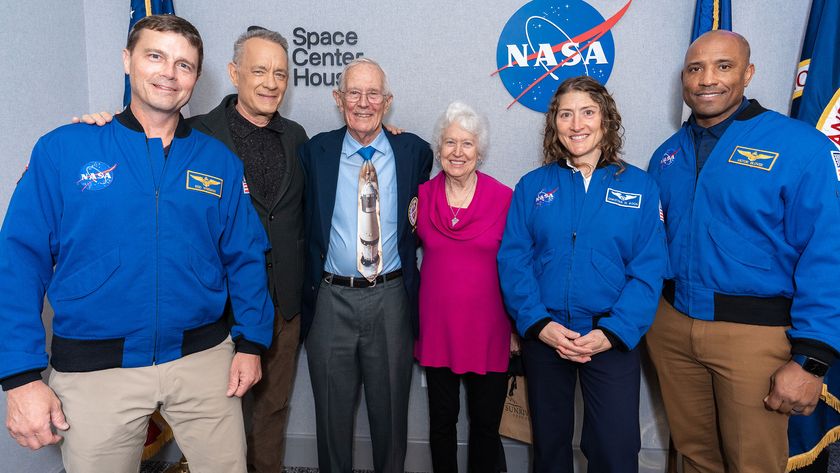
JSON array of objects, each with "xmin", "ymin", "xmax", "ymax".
[
  {"xmin": 335, "ymin": 57, "xmax": 392, "ymax": 97},
  {"xmin": 432, "ymin": 101, "xmax": 490, "ymax": 161}
]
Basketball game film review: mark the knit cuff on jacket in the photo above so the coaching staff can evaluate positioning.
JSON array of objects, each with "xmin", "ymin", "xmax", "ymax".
[
  {"xmin": 1, "ymin": 370, "xmax": 43, "ymax": 391},
  {"xmin": 790, "ymin": 339, "xmax": 838, "ymax": 367},
  {"xmin": 234, "ymin": 337, "xmax": 266, "ymax": 356},
  {"xmin": 525, "ymin": 318, "xmax": 552, "ymax": 340},
  {"xmin": 599, "ymin": 327, "xmax": 628, "ymax": 352}
]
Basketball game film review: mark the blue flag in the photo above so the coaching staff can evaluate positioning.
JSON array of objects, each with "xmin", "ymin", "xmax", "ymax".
[
  {"xmin": 789, "ymin": 0, "xmax": 840, "ymax": 149},
  {"xmin": 787, "ymin": 2, "xmax": 840, "ymax": 470},
  {"xmin": 123, "ymin": 0, "xmax": 175, "ymax": 107},
  {"xmin": 691, "ymin": 0, "xmax": 731, "ymax": 42}
]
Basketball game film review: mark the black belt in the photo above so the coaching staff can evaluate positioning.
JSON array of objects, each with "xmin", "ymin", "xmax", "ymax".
[
  {"xmin": 323, "ymin": 269, "xmax": 403, "ymax": 288},
  {"xmin": 662, "ymin": 279, "xmax": 791, "ymax": 326}
]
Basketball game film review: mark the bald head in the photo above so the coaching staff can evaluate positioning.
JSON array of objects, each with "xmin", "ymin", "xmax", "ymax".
[
  {"xmin": 686, "ymin": 30, "xmax": 751, "ymax": 66},
  {"xmin": 681, "ymin": 30, "xmax": 755, "ymax": 127}
]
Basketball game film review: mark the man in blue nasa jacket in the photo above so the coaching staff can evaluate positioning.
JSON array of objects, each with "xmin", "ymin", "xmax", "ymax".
[
  {"xmin": 0, "ymin": 16, "xmax": 273, "ymax": 473},
  {"xmin": 647, "ymin": 30, "xmax": 840, "ymax": 473}
]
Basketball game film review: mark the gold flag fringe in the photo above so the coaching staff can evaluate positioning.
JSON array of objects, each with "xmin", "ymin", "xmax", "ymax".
[{"xmin": 786, "ymin": 384, "xmax": 840, "ymax": 471}]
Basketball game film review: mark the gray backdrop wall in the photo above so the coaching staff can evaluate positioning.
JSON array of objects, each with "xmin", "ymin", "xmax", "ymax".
[{"xmin": 0, "ymin": 1, "xmax": 810, "ymax": 472}]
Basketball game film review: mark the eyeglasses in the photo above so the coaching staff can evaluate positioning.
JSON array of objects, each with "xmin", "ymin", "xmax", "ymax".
[{"xmin": 341, "ymin": 89, "xmax": 387, "ymax": 104}]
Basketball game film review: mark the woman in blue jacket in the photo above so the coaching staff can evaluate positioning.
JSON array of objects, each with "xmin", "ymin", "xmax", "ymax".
[{"xmin": 498, "ymin": 76, "xmax": 667, "ymax": 473}]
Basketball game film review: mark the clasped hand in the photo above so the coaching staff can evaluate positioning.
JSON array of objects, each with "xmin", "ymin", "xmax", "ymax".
[{"xmin": 538, "ymin": 322, "xmax": 612, "ymax": 363}]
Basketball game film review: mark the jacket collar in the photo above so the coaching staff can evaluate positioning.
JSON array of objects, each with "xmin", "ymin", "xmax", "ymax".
[{"xmin": 116, "ymin": 105, "xmax": 191, "ymax": 138}]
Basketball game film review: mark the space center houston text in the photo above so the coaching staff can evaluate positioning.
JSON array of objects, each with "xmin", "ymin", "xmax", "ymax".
[{"xmin": 291, "ymin": 27, "xmax": 365, "ymax": 87}]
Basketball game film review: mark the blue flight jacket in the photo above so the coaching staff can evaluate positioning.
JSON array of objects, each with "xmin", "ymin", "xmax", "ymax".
[
  {"xmin": 0, "ymin": 112, "xmax": 274, "ymax": 389},
  {"xmin": 647, "ymin": 100, "xmax": 840, "ymax": 363},
  {"xmin": 498, "ymin": 161, "xmax": 667, "ymax": 350}
]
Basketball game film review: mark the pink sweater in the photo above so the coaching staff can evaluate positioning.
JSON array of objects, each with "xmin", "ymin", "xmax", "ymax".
[{"xmin": 414, "ymin": 171, "xmax": 513, "ymax": 374}]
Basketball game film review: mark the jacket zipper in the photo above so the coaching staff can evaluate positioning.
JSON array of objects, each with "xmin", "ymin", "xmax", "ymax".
[
  {"xmin": 565, "ymin": 170, "xmax": 582, "ymax": 328},
  {"xmin": 147, "ymin": 139, "xmax": 169, "ymax": 365}
]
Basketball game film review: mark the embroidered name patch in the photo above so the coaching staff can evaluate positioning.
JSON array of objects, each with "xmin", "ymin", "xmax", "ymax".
[
  {"xmin": 77, "ymin": 161, "xmax": 117, "ymax": 191},
  {"xmin": 605, "ymin": 188, "xmax": 642, "ymax": 208},
  {"xmin": 728, "ymin": 146, "xmax": 779, "ymax": 171},
  {"xmin": 831, "ymin": 151, "xmax": 840, "ymax": 182},
  {"xmin": 535, "ymin": 188, "xmax": 557, "ymax": 207},
  {"xmin": 186, "ymin": 171, "xmax": 223, "ymax": 198}
]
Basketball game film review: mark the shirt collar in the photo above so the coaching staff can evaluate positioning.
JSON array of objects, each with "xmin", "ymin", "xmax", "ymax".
[
  {"xmin": 688, "ymin": 97, "xmax": 750, "ymax": 139},
  {"xmin": 341, "ymin": 128, "xmax": 390, "ymax": 160},
  {"xmin": 226, "ymin": 98, "xmax": 285, "ymax": 138}
]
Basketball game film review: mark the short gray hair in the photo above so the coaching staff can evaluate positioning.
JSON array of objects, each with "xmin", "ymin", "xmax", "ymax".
[
  {"xmin": 232, "ymin": 27, "xmax": 289, "ymax": 65},
  {"xmin": 335, "ymin": 57, "xmax": 392, "ymax": 97},
  {"xmin": 432, "ymin": 101, "xmax": 490, "ymax": 161}
]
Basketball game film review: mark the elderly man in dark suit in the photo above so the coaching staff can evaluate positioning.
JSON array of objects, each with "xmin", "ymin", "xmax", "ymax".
[
  {"xmin": 299, "ymin": 57, "xmax": 433, "ymax": 473},
  {"xmin": 188, "ymin": 27, "xmax": 307, "ymax": 473}
]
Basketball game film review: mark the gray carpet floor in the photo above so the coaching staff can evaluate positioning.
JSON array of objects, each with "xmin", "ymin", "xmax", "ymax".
[{"xmin": 138, "ymin": 464, "xmax": 417, "ymax": 473}]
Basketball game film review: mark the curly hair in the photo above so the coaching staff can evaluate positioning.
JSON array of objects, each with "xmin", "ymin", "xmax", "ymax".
[{"xmin": 542, "ymin": 76, "xmax": 624, "ymax": 172}]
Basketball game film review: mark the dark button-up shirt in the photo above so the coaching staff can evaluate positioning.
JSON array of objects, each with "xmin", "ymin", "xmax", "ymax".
[
  {"xmin": 226, "ymin": 100, "xmax": 287, "ymax": 203},
  {"xmin": 689, "ymin": 97, "xmax": 750, "ymax": 175}
]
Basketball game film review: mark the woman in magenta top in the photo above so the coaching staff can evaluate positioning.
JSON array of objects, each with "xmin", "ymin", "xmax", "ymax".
[{"xmin": 414, "ymin": 101, "xmax": 515, "ymax": 473}]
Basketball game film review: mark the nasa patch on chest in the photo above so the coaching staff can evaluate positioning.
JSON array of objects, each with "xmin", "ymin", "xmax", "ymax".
[
  {"xmin": 77, "ymin": 161, "xmax": 117, "ymax": 191},
  {"xmin": 605, "ymin": 188, "xmax": 641, "ymax": 209}
]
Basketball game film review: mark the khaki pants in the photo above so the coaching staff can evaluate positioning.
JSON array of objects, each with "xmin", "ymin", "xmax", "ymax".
[
  {"xmin": 50, "ymin": 337, "xmax": 246, "ymax": 473},
  {"xmin": 646, "ymin": 299, "xmax": 790, "ymax": 473}
]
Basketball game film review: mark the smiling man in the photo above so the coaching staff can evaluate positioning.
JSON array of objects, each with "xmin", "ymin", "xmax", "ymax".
[
  {"xmin": 646, "ymin": 30, "xmax": 840, "ymax": 473},
  {"xmin": 299, "ymin": 58, "xmax": 432, "ymax": 472},
  {"xmin": 188, "ymin": 26, "xmax": 308, "ymax": 473},
  {"xmin": 0, "ymin": 16, "xmax": 273, "ymax": 473}
]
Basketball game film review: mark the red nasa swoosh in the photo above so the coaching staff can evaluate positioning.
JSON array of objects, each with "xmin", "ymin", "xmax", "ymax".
[{"xmin": 493, "ymin": 0, "xmax": 633, "ymax": 109}]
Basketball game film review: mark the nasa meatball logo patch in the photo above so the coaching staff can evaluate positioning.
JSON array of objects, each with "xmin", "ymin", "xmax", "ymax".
[
  {"xmin": 605, "ymin": 188, "xmax": 641, "ymax": 209},
  {"xmin": 831, "ymin": 151, "xmax": 840, "ymax": 182},
  {"xmin": 77, "ymin": 161, "xmax": 117, "ymax": 191},
  {"xmin": 535, "ymin": 187, "xmax": 557, "ymax": 207},
  {"xmin": 660, "ymin": 148, "xmax": 679, "ymax": 169}
]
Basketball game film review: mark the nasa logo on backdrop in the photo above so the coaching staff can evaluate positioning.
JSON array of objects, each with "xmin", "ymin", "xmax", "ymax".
[{"xmin": 494, "ymin": 0, "xmax": 632, "ymax": 113}]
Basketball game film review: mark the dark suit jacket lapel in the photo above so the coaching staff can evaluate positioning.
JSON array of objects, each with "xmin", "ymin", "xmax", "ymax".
[
  {"xmin": 268, "ymin": 130, "xmax": 298, "ymax": 211},
  {"xmin": 385, "ymin": 130, "xmax": 410, "ymax": 237},
  {"xmin": 318, "ymin": 127, "xmax": 346, "ymax": 246}
]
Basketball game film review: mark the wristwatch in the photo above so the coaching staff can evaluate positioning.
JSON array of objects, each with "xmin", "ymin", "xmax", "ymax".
[{"xmin": 792, "ymin": 354, "xmax": 829, "ymax": 377}]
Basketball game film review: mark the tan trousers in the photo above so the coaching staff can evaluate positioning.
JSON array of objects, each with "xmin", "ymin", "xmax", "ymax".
[
  {"xmin": 646, "ymin": 299, "xmax": 790, "ymax": 473},
  {"xmin": 49, "ymin": 337, "xmax": 246, "ymax": 473},
  {"xmin": 247, "ymin": 313, "xmax": 301, "ymax": 473}
]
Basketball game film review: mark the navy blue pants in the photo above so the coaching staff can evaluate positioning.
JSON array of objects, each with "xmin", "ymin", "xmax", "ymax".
[{"xmin": 522, "ymin": 338, "xmax": 641, "ymax": 473}]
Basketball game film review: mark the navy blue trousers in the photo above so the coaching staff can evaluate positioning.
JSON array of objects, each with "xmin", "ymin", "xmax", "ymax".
[{"xmin": 522, "ymin": 338, "xmax": 641, "ymax": 473}]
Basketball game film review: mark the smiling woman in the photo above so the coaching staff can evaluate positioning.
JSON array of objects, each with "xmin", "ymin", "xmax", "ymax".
[
  {"xmin": 414, "ymin": 101, "xmax": 515, "ymax": 473},
  {"xmin": 498, "ymin": 76, "xmax": 668, "ymax": 473}
]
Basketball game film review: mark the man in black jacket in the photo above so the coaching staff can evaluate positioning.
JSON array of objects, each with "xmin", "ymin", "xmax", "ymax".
[{"xmin": 189, "ymin": 27, "xmax": 307, "ymax": 473}]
